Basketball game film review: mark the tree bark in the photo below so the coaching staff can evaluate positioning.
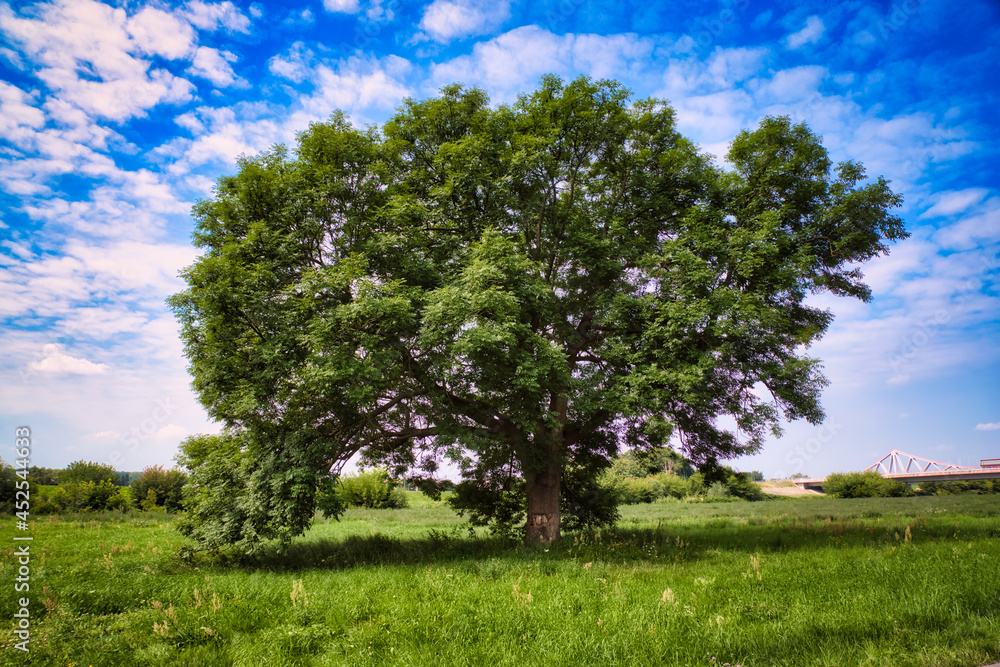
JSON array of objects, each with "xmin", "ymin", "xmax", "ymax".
[{"xmin": 525, "ymin": 460, "xmax": 561, "ymax": 543}]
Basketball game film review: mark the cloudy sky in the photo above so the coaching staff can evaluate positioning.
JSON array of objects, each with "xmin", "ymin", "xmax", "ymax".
[{"xmin": 1, "ymin": 0, "xmax": 998, "ymax": 478}]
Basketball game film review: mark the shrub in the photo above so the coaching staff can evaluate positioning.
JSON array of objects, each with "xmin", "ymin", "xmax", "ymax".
[
  {"xmin": 28, "ymin": 466, "xmax": 60, "ymax": 485},
  {"xmin": 109, "ymin": 486, "xmax": 131, "ymax": 511},
  {"xmin": 559, "ymin": 461, "xmax": 620, "ymax": 532},
  {"xmin": 0, "ymin": 458, "xmax": 17, "ymax": 515},
  {"xmin": 607, "ymin": 448, "xmax": 695, "ymax": 480},
  {"xmin": 130, "ymin": 465, "xmax": 187, "ymax": 512},
  {"xmin": 338, "ymin": 469, "xmax": 408, "ymax": 509},
  {"xmin": 919, "ymin": 480, "xmax": 999, "ymax": 495},
  {"xmin": 824, "ymin": 471, "xmax": 914, "ymax": 498},
  {"xmin": 619, "ymin": 476, "xmax": 658, "ymax": 504},
  {"xmin": 315, "ymin": 475, "xmax": 347, "ymax": 519},
  {"xmin": 449, "ymin": 478, "xmax": 525, "ymax": 539},
  {"xmin": 32, "ymin": 486, "xmax": 64, "ymax": 515},
  {"xmin": 60, "ymin": 460, "xmax": 119, "ymax": 486},
  {"xmin": 60, "ymin": 480, "xmax": 119, "ymax": 511},
  {"xmin": 650, "ymin": 473, "xmax": 693, "ymax": 500},
  {"xmin": 724, "ymin": 470, "xmax": 766, "ymax": 501},
  {"xmin": 601, "ymin": 472, "xmax": 699, "ymax": 505},
  {"xmin": 706, "ymin": 481, "xmax": 732, "ymax": 499}
]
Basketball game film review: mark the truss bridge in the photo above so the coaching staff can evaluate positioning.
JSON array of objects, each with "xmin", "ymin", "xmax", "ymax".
[{"xmin": 793, "ymin": 450, "xmax": 1000, "ymax": 490}]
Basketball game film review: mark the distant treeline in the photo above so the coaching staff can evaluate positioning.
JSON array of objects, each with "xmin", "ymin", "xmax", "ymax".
[
  {"xmin": 823, "ymin": 470, "xmax": 1000, "ymax": 498},
  {"xmin": 18, "ymin": 465, "xmax": 143, "ymax": 487},
  {"xmin": 0, "ymin": 458, "xmax": 187, "ymax": 515},
  {"xmin": 598, "ymin": 448, "xmax": 767, "ymax": 504}
]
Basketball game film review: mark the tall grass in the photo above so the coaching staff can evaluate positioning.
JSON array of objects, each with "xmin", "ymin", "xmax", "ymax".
[{"xmin": 1, "ymin": 495, "xmax": 998, "ymax": 666}]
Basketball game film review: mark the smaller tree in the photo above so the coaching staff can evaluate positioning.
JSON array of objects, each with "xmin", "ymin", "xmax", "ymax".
[
  {"xmin": 335, "ymin": 469, "xmax": 408, "ymax": 509},
  {"xmin": 824, "ymin": 471, "xmax": 913, "ymax": 498},
  {"xmin": 60, "ymin": 460, "xmax": 118, "ymax": 486},
  {"xmin": 919, "ymin": 480, "xmax": 999, "ymax": 495},
  {"xmin": 0, "ymin": 457, "xmax": 17, "ymax": 515},
  {"xmin": 722, "ymin": 469, "xmax": 765, "ymax": 501},
  {"xmin": 60, "ymin": 480, "xmax": 119, "ymax": 511},
  {"xmin": 130, "ymin": 465, "xmax": 188, "ymax": 512},
  {"xmin": 28, "ymin": 466, "xmax": 60, "ymax": 485},
  {"xmin": 176, "ymin": 431, "xmax": 339, "ymax": 552},
  {"xmin": 56, "ymin": 460, "xmax": 122, "ymax": 511}
]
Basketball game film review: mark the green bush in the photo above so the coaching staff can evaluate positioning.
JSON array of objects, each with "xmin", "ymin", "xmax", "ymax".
[
  {"xmin": 559, "ymin": 461, "xmax": 620, "ymax": 532},
  {"xmin": 60, "ymin": 479, "xmax": 120, "ymax": 511},
  {"xmin": 724, "ymin": 470, "xmax": 766, "ymax": 501},
  {"xmin": 60, "ymin": 460, "xmax": 119, "ymax": 486},
  {"xmin": 919, "ymin": 480, "xmax": 999, "ymax": 495},
  {"xmin": 602, "ymin": 473, "xmax": 699, "ymax": 505},
  {"xmin": 449, "ymin": 478, "xmax": 525, "ymax": 539},
  {"xmin": 110, "ymin": 486, "xmax": 131, "ymax": 511},
  {"xmin": 338, "ymin": 469, "xmax": 408, "ymax": 509},
  {"xmin": 0, "ymin": 458, "xmax": 17, "ymax": 515},
  {"xmin": 28, "ymin": 466, "xmax": 60, "ymax": 485},
  {"xmin": 824, "ymin": 471, "xmax": 914, "ymax": 498},
  {"xmin": 601, "ymin": 465, "xmax": 765, "ymax": 505},
  {"xmin": 130, "ymin": 465, "xmax": 187, "ymax": 511},
  {"xmin": 706, "ymin": 481, "xmax": 732, "ymax": 499},
  {"xmin": 606, "ymin": 448, "xmax": 695, "ymax": 480},
  {"xmin": 315, "ymin": 475, "xmax": 347, "ymax": 519},
  {"xmin": 32, "ymin": 486, "xmax": 64, "ymax": 515}
]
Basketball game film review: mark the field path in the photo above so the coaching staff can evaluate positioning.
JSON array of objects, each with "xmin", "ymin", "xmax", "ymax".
[{"xmin": 761, "ymin": 486, "xmax": 824, "ymax": 496}]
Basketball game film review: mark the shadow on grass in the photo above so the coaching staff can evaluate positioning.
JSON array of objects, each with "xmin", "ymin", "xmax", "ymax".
[{"xmin": 203, "ymin": 510, "xmax": 1000, "ymax": 573}]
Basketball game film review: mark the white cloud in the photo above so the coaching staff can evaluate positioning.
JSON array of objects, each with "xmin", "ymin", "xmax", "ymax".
[
  {"xmin": 295, "ymin": 53, "xmax": 413, "ymax": 127},
  {"xmin": 0, "ymin": 81, "xmax": 45, "ymax": 147},
  {"xmin": 920, "ymin": 188, "xmax": 990, "ymax": 219},
  {"xmin": 751, "ymin": 65, "xmax": 827, "ymax": 103},
  {"xmin": 786, "ymin": 15, "xmax": 825, "ymax": 49},
  {"xmin": 323, "ymin": 0, "xmax": 361, "ymax": 13},
  {"xmin": 154, "ymin": 424, "xmax": 190, "ymax": 440},
  {"xmin": 127, "ymin": 7, "xmax": 196, "ymax": 60},
  {"xmin": 705, "ymin": 47, "xmax": 769, "ymax": 87},
  {"xmin": 365, "ymin": 0, "xmax": 395, "ymax": 22},
  {"xmin": 27, "ymin": 345, "xmax": 109, "ymax": 375},
  {"xmin": 431, "ymin": 27, "xmax": 663, "ymax": 103},
  {"xmin": 182, "ymin": 0, "xmax": 251, "ymax": 33},
  {"xmin": 932, "ymin": 198, "xmax": 1000, "ymax": 251},
  {"xmin": 84, "ymin": 430, "xmax": 122, "ymax": 442},
  {"xmin": 0, "ymin": 0, "xmax": 197, "ymax": 123},
  {"xmin": 156, "ymin": 103, "xmax": 287, "ymax": 173},
  {"xmin": 0, "ymin": 132, "xmax": 126, "ymax": 196},
  {"xmin": 418, "ymin": 0, "xmax": 511, "ymax": 44},
  {"xmin": 976, "ymin": 422, "xmax": 1000, "ymax": 431},
  {"xmin": 268, "ymin": 42, "xmax": 314, "ymax": 83},
  {"xmin": 187, "ymin": 46, "xmax": 243, "ymax": 87}
]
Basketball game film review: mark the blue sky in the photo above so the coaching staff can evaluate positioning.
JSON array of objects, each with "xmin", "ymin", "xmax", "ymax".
[{"xmin": 1, "ymin": 0, "xmax": 998, "ymax": 477}]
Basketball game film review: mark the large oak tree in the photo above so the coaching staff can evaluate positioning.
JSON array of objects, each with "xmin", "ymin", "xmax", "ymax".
[{"xmin": 169, "ymin": 76, "xmax": 905, "ymax": 549}]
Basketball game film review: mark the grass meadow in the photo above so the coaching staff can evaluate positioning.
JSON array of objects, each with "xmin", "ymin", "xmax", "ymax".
[{"xmin": 2, "ymin": 493, "xmax": 999, "ymax": 666}]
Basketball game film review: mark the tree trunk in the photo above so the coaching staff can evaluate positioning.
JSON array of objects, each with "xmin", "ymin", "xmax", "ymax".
[{"xmin": 525, "ymin": 460, "xmax": 561, "ymax": 543}]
